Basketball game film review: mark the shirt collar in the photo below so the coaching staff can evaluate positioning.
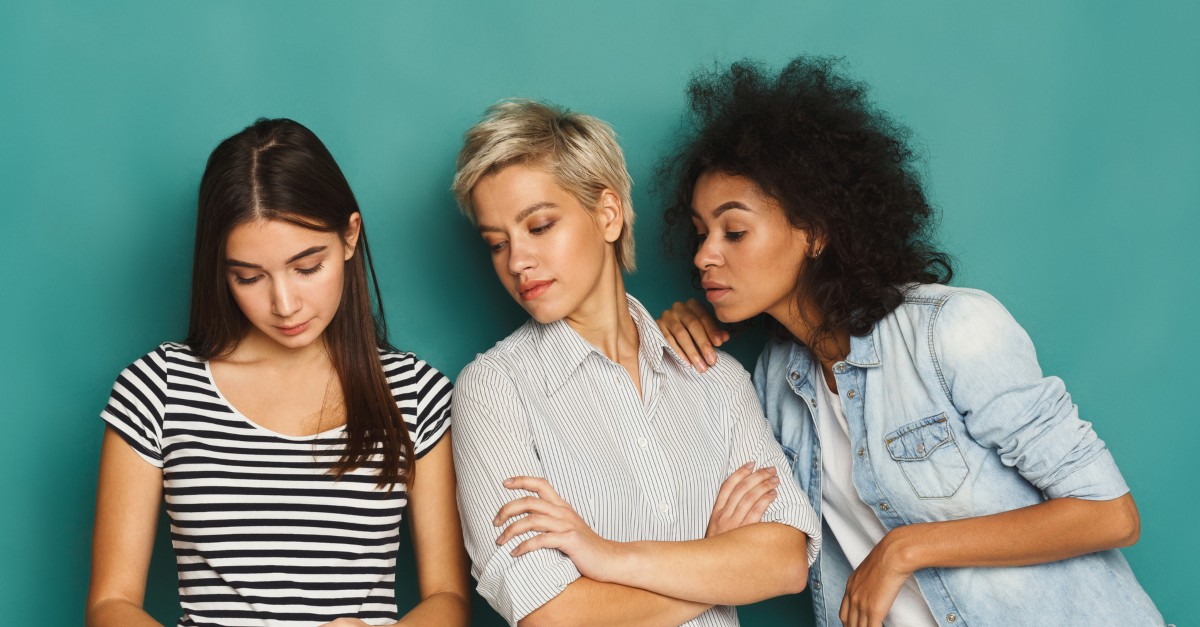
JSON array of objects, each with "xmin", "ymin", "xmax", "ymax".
[
  {"xmin": 534, "ymin": 293, "xmax": 684, "ymax": 396},
  {"xmin": 785, "ymin": 324, "xmax": 882, "ymax": 377}
]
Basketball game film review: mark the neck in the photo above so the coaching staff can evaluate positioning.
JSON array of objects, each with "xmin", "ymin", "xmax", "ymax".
[
  {"xmin": 769, "ymin": 299, "xmax": 850, "ymax": 367},
  {"xmin": 564, "ymin": 259, "xmax": 638, "ymax": 363},
  {"xmin": 229, "ymin": 326, "xmax": 331, "ymax": 369}
]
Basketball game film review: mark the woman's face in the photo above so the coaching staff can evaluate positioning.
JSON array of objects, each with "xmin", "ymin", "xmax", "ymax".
[
  {"xmin": 691, "ymin": 171, "xmax": 814, "ymax": 324},
  {"xmin": 223, "ymin": 216, "xmax": 360, "ymax": 350},
  {"xmin": 472, "ymin": 164, "xmax": 622, "ymax": 324}
]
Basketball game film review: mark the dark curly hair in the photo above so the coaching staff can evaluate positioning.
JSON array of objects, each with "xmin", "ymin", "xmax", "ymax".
[{"xmin": 661, "ymin": 55, "xmax": 953, "ymax": 350}]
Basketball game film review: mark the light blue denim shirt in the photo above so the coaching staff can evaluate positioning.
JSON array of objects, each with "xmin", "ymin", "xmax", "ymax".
[{"xmin": 755, "ymin": 283, "xmax": 1163, "ymax": 626}]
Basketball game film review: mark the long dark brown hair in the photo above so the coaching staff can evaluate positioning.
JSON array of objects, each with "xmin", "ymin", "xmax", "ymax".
[{"xmin": 186, "ymin": 118, "xmax": 412, "ymax": 488}]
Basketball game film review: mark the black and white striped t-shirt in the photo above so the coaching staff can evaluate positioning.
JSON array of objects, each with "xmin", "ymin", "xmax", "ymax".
[{"xmin": 101, "ymin": 342, "xmax": 451, "ymax": 627}]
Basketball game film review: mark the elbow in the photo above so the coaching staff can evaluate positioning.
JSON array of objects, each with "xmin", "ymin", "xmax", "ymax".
[
  {"xmin": 766, "ymin": 524, "xmax": 811, "ymax": 595},
  {"xmin": 1112, "ymin": 494, "xmax": 1142, "ymax": 548}
]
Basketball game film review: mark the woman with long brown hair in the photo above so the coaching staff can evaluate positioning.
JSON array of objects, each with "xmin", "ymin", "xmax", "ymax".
[{"xmin": 86, "ymin": 119, "xmax": 469, "ymax": 627}]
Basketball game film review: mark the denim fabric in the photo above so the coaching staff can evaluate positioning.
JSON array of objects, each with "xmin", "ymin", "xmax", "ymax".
[{"xmin": 755, "ymin": 283, "xmax": 1163, "ymax": 626}]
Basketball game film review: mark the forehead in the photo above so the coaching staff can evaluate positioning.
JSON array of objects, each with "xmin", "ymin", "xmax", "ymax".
[
  {"xmin": 472, "ymin": 164, "xmax": 582, "ymax": 224},
  {"xmin": 225, "ymin": 219, "xmax": 338, "ymax": 254}
]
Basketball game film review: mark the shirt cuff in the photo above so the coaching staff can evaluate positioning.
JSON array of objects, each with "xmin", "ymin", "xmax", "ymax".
[
  {"xmin": 477, "ymin": 549, "xmax": 582, "ymax": 625},
  {"xmin": 1042, "ymin": 448, "xmax": 1130, "ymax": 501}
]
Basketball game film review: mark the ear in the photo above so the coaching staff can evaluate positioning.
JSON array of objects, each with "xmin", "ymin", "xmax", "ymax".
[
  {"xmin": 596, "ymin": 189, "xmax": 624, "ymax": 244},
  {"xmin": 805, "ymin": 228, "xmax": 828, "ymax": 258},
  {"xmin": 343, "ymin": 212, "xmax": 363, "ymax": 260}
]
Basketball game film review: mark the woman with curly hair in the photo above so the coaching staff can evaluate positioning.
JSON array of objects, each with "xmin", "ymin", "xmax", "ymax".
[{"xmin": 657, "ymin": 57, "xmax": 1163, "ymax": 627}]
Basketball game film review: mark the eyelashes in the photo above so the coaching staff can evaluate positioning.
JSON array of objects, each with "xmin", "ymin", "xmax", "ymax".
[{"xmin": 231, "ymin": 263, "xmax": 324, "ymax": 286}]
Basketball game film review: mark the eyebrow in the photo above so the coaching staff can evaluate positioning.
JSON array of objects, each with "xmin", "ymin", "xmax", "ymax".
[
  {"xmin": 225, "ymin": 245, "xmax": 328, "ymax": 269},
  {"xmin": 478, "ymin": 202, "xmax": 557, "ymax": 233},
  {"xmin": 690, "ymin": 201, "xmax": 752, "ymax": 219}
]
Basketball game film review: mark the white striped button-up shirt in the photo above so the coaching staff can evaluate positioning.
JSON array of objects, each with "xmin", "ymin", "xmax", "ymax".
[{"xmin": 452, "ymin": 294, "xmax": 821, "ymax": 626}]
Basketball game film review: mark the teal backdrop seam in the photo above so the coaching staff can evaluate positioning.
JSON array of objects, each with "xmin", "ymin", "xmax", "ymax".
[{"xmin": 1, "ymin": 1, "xmax": 1196, "ymax": 624}]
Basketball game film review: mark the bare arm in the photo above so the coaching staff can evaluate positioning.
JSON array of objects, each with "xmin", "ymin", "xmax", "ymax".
[
  {"xmin": 396, "ymin": 436, "xmax": 472, "ymax": 626},
  {"xmin": 842, "ymin": 493, "xmax": 1139, "ymax": 626},
  {"xmin": 520, "ymin": 578, "xmax": 709, "ymax": 627},
  {"xmin": 498, "ymin": 478, "xmax": 808, "ymax": 607},
  {"xmin": 85, "ymin": 428, "xmax": 164, "ymax": 627}
]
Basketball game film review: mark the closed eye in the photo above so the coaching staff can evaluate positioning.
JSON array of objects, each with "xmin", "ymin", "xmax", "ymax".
[
  {"xmin": 233, "ymin": 274, "xmax": 262, "ymax": 286},
  {"xmin": 725, "ymin": 231, "xmax": 746, "ymax": 241},
  {"xmin": 530, "ymin": 220, "xmax": 556, "ymax": 234},
  {"xmin": 297, "ymin": 263, "xmax": 324, "ymax": 276}
]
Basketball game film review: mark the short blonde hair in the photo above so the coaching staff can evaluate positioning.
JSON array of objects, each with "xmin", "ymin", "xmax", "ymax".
[{"xmin": 452, "ymin": 99, "xmax": 636, "ymax": 272}]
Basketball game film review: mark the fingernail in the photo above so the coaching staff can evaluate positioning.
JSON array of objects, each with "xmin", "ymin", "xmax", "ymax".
[
  {"xmin": 694, "ymin": 360, "xmax": 707, "ymax": 372},
  {"xmin": 771, "ymin": 477, "xmax": 781, "ymax": 485},
  {"xmin": 767, "ymin": 466, "xmax": 777, "ymax": 475},
  {"xmin": 705, "ymin": 350, "xmax": 717, "ymax": 364},
  {"xmin": 503, "ymin": 478, "xmax": 514, "ymax": 486},
  {"xmin": 742, "ymin": 462, "xmax": 755, "ymax": 470},
  {"xmin": 493, "ymin": 517, "xmax": 500, "ymax": 526}
]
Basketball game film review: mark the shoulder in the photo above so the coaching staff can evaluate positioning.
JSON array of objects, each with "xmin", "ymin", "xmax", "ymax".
[
  {"xmin": 378, "ymin": 348, "xmax": 453, "ymax": 401},
  {"xmin": 703, "ymin": 349, "xmax": 754, "ymax": 389},
  {"xmin": 454, "ymin": 322, "xmax": 539, "ymax": 397},
  {"xmin": 114, "ymin": 341, "xmax": 201, "ymax": 387}
]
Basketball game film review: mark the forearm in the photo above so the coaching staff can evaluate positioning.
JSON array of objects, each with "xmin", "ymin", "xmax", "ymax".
[
  {"xmin": 85, "ymin": 598, "xmax": 162, "ymax": 627},
  {"xmin": 397, "ymin": 590, "xmax": 470, "ymax": 627},
  {"xmin": 608, "ymin": 522, "xmax": 809, "ymax": 605},
  {"xmin": 520, "ymin": 577, "xmax": 710, "ymax": 627},
  {"xmin": 889, "ymin": 493, "xmax": 1140, "ymax": 572}
]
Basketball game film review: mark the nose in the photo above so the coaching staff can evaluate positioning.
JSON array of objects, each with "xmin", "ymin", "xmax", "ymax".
[
  {"xmin": 271, "ymin": 277, "xmax": 301, "ymax": 318},
  {"xmin": 693, "ymin": 235, "xmax": 721, "ymax": 270},
  {"xmin": 506, "ymin": 237, "xmax": 536, "ymax": 276}
]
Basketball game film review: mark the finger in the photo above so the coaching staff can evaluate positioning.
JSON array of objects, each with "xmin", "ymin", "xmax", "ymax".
[
  {"xmin": 510, "ymin": 530, "xmax": 569, "ymax": 557},
  {"xmin": 740, "ymin": 486, "xmax": 778, "ymax": 526},
  {"xmin": 730, "ymin": 470, "xmax": 780, "ymax": 520},
  {"xmin": 664, "ymin": 303, "xmax": 710, "ymax": 371},
  {"xmin": 661, "ymin": 331, "xmax": 687, "ymax": 365},
  {"xmin": 685, "ymin": 298, "xmax": 727, "ymax": 354},
  {"xmin": 723, "ymin": 466, "xmax": 777, "ymax": 516},
  {"xmin": 495, "ymin": 513, "xmax": 572, "ymax": 545},
  {"xmin": 683, "ymin": 316, "xmax": 718, "ymax": 367},
  {"xmin": 494, "ymin": 496, "xmax": 565, "ymax": 525},
  {"xmin": 713, "ymin": 461, "xmax": 756, "ymax": 512},
  {"xmin": 503, "ymin": 476, "xmax": 568, "ymax": 506}
]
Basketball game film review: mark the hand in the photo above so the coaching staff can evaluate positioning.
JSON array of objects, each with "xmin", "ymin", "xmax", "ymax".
[
  {"xmin": 839, "ymin": 531, "xmax": 916, "ymax": 627},
  {"xmin": 706, "ymin": 462, "xmax": 780, "ymax": 537},
  {"xmin": 494, "ymin": 476, "xmax": 622, "ymax": 582},
  {"xmin": 657, "ymin": 299, "xmax": 729, "ymax": 372}
]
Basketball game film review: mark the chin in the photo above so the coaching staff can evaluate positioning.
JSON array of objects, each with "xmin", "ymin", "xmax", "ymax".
[{"xmin": 712, "ymin": 303, "xmax": 755, "ymax": 325}]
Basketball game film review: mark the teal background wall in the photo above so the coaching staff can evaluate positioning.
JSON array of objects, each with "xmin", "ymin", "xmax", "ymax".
[{"xmin": 2, "ymin": 1, "xmax": 1196, "ymax": 624}]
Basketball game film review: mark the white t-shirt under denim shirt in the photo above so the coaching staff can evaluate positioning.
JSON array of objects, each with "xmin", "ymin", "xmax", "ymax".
[
  {"xmin": 451, "ymin": 294, "xmax": 821, "ymax": 626},
  {"xmin": 812, "ymin": 361, "xmax": 936, "ymax": 627}
]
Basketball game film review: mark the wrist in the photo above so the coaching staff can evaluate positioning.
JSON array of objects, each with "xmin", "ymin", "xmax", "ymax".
[
  {"xmin": 882, "ymin": 524, "xmax": 926, "ymax": 574},
  {"xmin": 597, "ymin": 540, "xmax": 641, "ymax": 586}
]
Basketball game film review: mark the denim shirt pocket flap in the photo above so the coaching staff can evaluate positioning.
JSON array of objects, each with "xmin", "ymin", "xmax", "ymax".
[
  {"xmin": 883, "ymin": 414, "xmax": 969, "ymax": 499},
  {"xmin": 884, "ymin": 414, "xmax": 951, "ymax": 461}
]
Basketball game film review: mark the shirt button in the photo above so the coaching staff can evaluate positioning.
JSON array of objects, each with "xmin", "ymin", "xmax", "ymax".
[
  {"xmin": 658, "ymin": 501, "xmax": 670, "ymax": 514},
  {"xmin": 846, "ymin": 389, "xmax": 857, "ymax": 399},
  {"xmin": 812, "ymin": 580, "xmax": 821, "ymax": 590},
  {"xmin": 947, "ymin": 614, "xmax": 957, "ymax": 623},
  {"xmin": 834, "ymin": 363, "xmax": 846, "ymax": 374},
  {"xmin": 637, "ymin": 437, "xmax": 648, "ymax": 448},
  {"xmin": 789, "ymin": 371, "xmax": 801, "ymax": 381},
  {"xmin": 879, "ymin": 502, "xmax": 890, "ymax": 511},
  {"xmin": 857, "ymin": 447, "xmax": 865, "ymax": 458}
]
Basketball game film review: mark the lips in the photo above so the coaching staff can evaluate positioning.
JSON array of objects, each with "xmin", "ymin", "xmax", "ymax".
[
  {"xmin": 701, "ymin": 279, "xmax": 731, "ymax": 303},
  {"xmin": 275, "ymin": 320, "xmax": 311, "ymax": 336},
  {"xmin": 518, "ymin": 279, "xmax": 554, "ymax": 301}
]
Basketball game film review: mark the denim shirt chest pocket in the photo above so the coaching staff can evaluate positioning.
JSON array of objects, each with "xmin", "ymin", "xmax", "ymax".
[{"xmin": 884, "ymin": 413, "xmax": 970, "ymax": 499}]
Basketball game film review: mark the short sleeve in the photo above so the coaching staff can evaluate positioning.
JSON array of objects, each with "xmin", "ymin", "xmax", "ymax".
[
  {"xmin": 451, "ymin": 357, "xmax": 582, "ymax": 625},
  {"xmin": 933, "ymin": 290, "xmax": 1129, "ymax": 501},
  {"xmin": 100, "ymin": 346, "xmax": 168, "ymax": 467},
  {"xmin": 718, "ymin": 356, "xmax": 822, "ymax": 566},
  {"xmin": 388, "ymin": 353, "xmax": 452, "ymax": 459}
]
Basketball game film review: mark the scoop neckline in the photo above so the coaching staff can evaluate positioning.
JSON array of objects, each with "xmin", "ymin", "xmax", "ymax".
[{"xmin": 203, "ymin": 359, "xmax": 346, "ymax": 442}]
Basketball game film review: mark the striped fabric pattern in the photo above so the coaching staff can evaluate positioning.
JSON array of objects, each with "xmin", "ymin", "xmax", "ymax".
[
  {"xmin": 452, "ymin": 294, "xmax": 821, "ymax": 626},
  {"xmin": 101, "ymin": 343, "xmax": 451, "ymax": 627}
]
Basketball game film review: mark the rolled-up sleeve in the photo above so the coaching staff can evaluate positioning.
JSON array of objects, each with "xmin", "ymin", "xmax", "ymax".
[
  {"xmin": 932, "ymin": 290, "xmax": 1130, "ymax": 501},
  {"xmin": 720, "ymin": 359, "xmax": 822, "ymax": 565},
  {"xmin": 451, "ymin": 357, "xmax": 582, "ymax": 625}
]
